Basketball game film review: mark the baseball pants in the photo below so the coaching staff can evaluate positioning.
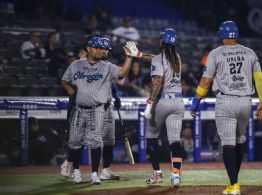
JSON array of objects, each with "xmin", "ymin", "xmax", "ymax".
[
  {"xmin": 68, "ymin": 105, "xmax": 105, "ymax": 150},
  {"xmin": 102, "ymin": 104, "xmax": 115, "ymax": 146},
  {"xmin": 215, "ymin": 95, "xmax": 251, "ymax": 146},
  {"xmin": 146, "ymin": 98, "xmax": 185, "ymax": 144}
]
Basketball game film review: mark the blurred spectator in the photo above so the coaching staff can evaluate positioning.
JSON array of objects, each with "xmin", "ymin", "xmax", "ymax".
[
  {"xmin": 181, "ymin": 122, "xmax": 194, "ymax": 162},
  {"xmin": 84, "ymin": 15, "xmax": 102, "ymax": 37},
  {"xmin": 55, "ymin": 26, "xmax": 66, "ymax": 49},
  {"xmin": 0, "ymin": 0, "xmax": 15, "ymax": 19},
  {"xmin": 21, "ymin": 32, "xmax": 45, "ymax": 60},
  {"xmin": 111, "ymin": 17, "xmax": 140, "ymax": 43},
  {"xmin": 199, "ymin": 45, "xmax": 212, "ymax": 75},
  {"xmin": 28, "ymin": 117, "xmax": 60, "ymax": 165},
  {"xmin": 98, "ymin": 5, "xmax": 112, "ymax": 31},
  {"xmin": 116, "ymin": 60, "xmax": 149, "ymax": 97},
  {"xmin": 89, "ymin": 1, "xmax": 112, "ymax": 31},
  {"xmin": 181, "ymin": 63, "xmax": 198, "ymax": 87},
  {"xmin": 67, "ymin": 46, "xmax": 86, "ymax": 64},
  {"xmin": 181, "ymin": 80, "xmax": 195, "ymax": 97},
  {"xmin": 45, "ymin": 32, "xmax": 69, "ymax": 77},
  {"xmin": 6, "ymin": 117, "xmax": 61, "ymax": 165}
]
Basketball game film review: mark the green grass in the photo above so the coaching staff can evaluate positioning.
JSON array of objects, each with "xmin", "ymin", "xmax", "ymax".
[{"xmin": 0, "ymin": 170, "xmax": 262, "ymax": 195}]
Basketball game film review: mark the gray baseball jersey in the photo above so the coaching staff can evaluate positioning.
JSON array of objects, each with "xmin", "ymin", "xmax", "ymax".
[
  {"xmin": 62, "ymin": 58, "xmax": 120, "ymax": 106},
  {"xmin": 63, "ymin": 58, "xmax": 120, "ymax": 149},
  {"xmin": 203, "ymin": 44, "xmax": 261, "ymax": 96},
  {"xmin": 203, "ymin": 44, "xmax": 261, "ymax": 146},
  {"xmin": 147, "ymin": 53, "xmax": 184, "ymax": 144},
  {"xmin": 151, "ymin": 53, "xmax": 182, "ymax": 94}
]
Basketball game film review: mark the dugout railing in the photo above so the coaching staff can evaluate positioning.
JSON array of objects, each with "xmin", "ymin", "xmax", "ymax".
[{"xmin": 0, "ymin": 97, "xmax": 259, "ymax": 165}]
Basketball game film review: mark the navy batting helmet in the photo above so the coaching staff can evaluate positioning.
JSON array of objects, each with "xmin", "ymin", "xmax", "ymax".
[
  {"xmin": 160, "ymin": 28, "xmax": 177, "ymax": 46},
  {"xmin": 87, "ymin": 37, "xmax": 102, "ymax": 48},
  {"xmin": 217, "ymin": 21, "xmax": 238, "ymax": 39},
  {"xmin": 101, "ymin": 38, "xmax": 112, "ymax": 50}
]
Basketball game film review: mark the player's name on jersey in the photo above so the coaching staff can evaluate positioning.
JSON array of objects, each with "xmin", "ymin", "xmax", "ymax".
[
  {"xmin": 226, "ymin": 56, "xmax": 245, "ymax": 62},
  {"xmin": 73, "ymin": 71, "xmax": 103, "ymax": 83},
  {"xmin": 222, "ymin": 50, "xmax": 247, "ymax": 56}
]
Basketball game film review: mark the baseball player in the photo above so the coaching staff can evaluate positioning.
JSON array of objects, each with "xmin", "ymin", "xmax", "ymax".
[
  {"xmin": 99, "ymin": 37, "xmax": 121, "ymax": 180},
  {"xmin": 190, "ymin": 21, "xmax": 262, "ymax": 195},
  {"xmin": 61, "ymin": 37, "xmax": 133, "ymax": 184},
  {"xmin": 127, "ymin": 28, "xmax": 185, "ymax": 187},
  {"xmin": 60, "ymin": 48, "xmax": 87, "ymax": 179},
  {"xmin": 60, "ymin": 39, "xmax": 122, "ymax": 181}
]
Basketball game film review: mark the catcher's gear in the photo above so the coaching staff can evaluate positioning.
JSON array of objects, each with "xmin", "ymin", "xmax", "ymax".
[
  {"xmin": 101, "ymin": 38, "xmax": 112, "ymax": 50},
  {"xmin": 144, "ymin": 99, "xmax": 153, "ymax": 119},
  {"xmin": 217, "ymin": 20, "xmax": 238, "ymax": 39},
  {"xmin": 125, "ymin": 41, "xmax": 143, "ymax": 58},
  {"xmin": 160, "ymin": 28, "xmax": 177, "ymax": 46},
  {"xmin": 190, "ymin": 97, "xmax": 201, "ymax": 117}
]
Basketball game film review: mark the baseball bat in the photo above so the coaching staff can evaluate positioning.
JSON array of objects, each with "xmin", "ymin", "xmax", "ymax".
[{"xmin": 116, "ymin": 108, "xmax": 135, "ymax": 165}]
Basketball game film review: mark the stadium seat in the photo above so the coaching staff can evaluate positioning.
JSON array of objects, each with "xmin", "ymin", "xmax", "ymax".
[
  {"xmin": 12, "ymin": 58, "xmax": 30, "ymax": 67},
  {"xmin": 0, "ymin": 76, "xmax": 18, "ymax": 87},
  {"xmin": 18, "ymin": 76, "xmax": 40, "ymax": 87},
  {"xmin": 27, "ymin": 85, "xmax": 47, "ymax": 96},
  {"xmin": 7, "ymin": 84, "xmax": 27, "ymax": 96},
  {"xmin": 24, "ymin": 66, "xmax": 43, "ymax": 76},
  {"xmin": 39, "ymin": 76, "xmax": 59, "ymax": 87},
  {"xmin": 2, "ymin": 66, "xmax": 23, "ymax": 76},
  {"xmin": 32, "ymin": 59, "xmax": 49, "ymax": 69},
  {"xmin": 47, "ymin": 86, "xmax": 66, "ymax": 96}
]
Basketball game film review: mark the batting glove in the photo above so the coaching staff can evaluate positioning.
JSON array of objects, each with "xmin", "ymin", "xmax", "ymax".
[
  {"xmin": 114, "ymin": 98, "xmax": 121, "ymax": 110},
  {"xmin": 125, "ymin": 41, "xmax": 143, "ymax": 58},
  {"xmin": 144, "ymin": 99, "xmax": 153, "ymax": 119},
  {"xmin": 190, "ymin": 97, "xmax": 201, "ymax": 117}
]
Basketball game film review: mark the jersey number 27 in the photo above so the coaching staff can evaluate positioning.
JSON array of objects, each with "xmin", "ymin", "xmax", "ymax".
[{"xmin": 229, "ymin": 62, "xmax": 242, "ymax": 74}]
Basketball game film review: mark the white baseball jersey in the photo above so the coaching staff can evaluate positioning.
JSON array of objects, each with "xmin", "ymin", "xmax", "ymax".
[{"xmin": 203, "ymin": 44, "xmax": 261, "ymax": 96}]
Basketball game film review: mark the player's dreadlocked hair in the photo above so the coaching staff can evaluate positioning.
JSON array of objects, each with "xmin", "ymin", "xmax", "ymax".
[{"xmin": 161, "ymin": 42, "xmax": 180, "ymax": 73}]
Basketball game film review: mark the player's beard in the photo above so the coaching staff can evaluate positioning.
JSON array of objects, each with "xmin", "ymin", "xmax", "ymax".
[
  {"xmin": 94, "ymin": 56, "xmax": 100, "ymax": 61},
  {"xmin": 100, "ymin": 56, "xmax": 108, "ymax": 61}
]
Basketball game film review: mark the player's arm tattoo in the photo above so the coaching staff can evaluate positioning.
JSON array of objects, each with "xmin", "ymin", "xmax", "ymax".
[{"xmin": 149, "ymin": 75, "xmax": 163, "ymax": 101}]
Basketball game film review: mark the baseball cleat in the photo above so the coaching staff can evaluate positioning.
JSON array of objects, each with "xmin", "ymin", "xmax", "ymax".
[
  {"xmin": 90, "ymin": 172, "xmax": 101, "ymax": 185},
  {"xmin": 170, "ymin": 173, "xmax": 181, "ymax": 187},
  {"xmin": 100, "ymin": 168, "xmax": 120, "ymax": 180},
  {"xmin": 61, "ymin": 159, "xmax": 73, "ymax": 177},
  {"xmin": 72, "ymin": 169, "xmax": 82, "ymax": 184},
  {"xmin": 222, "ymin": 183, "xmax": 240, "ymax": 195},
  {"xmin": 146, "ymin": 170, "xmax": 163, "ymax": 184}
]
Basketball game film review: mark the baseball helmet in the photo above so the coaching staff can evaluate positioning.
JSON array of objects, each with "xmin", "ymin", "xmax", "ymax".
[
  {"xmin": 101, "ymin": 38, "xmax": 112, "ymax": 50},
  {"xmin": 160, "ymin": 28, "xmax": 177, "ymax": 46},
  {"xmin": 87, "ymin": 37, "xmax": 102, "ymax": 48},
  {"xmin": 217, "ymin": 20, "xmax": 238, "ymax": 39}
]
